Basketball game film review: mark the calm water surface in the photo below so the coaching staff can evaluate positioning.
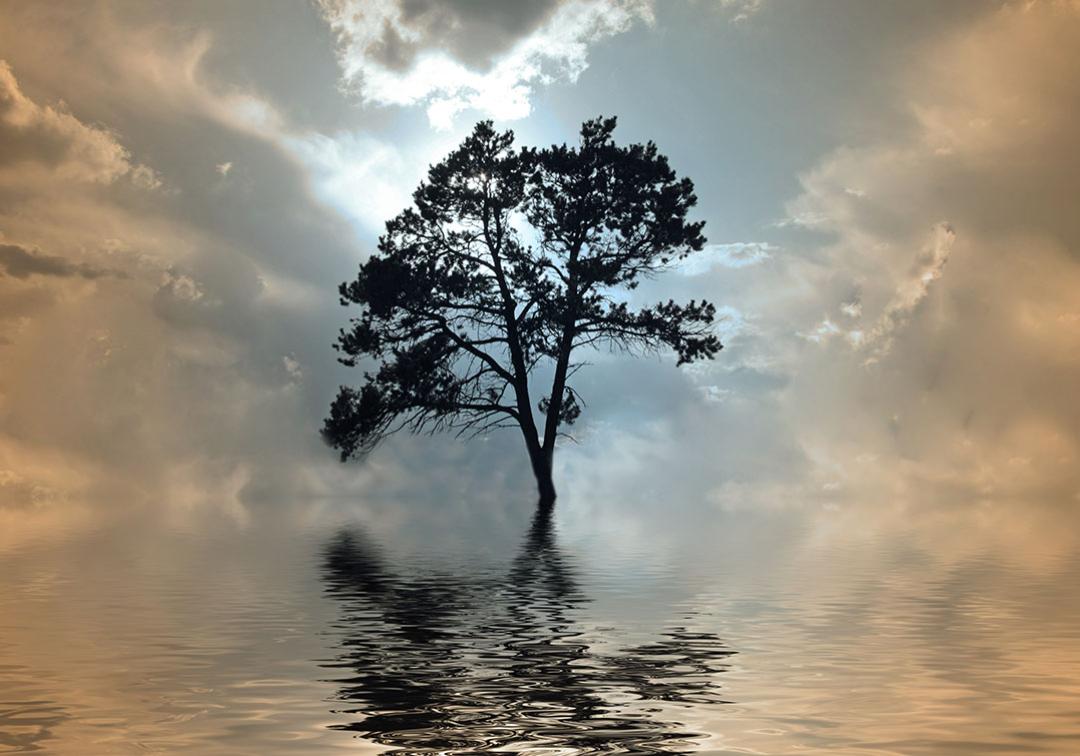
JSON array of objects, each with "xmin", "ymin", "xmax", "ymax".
[{"xmin": 2, "ymin": 496, "xmax": 1079, "ymax": 754}]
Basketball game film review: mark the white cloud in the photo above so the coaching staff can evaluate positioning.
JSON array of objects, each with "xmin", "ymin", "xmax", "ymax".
[
  {"xmin": 771, "ymin": 210, "xmax": 828, "ymax": 229},
  {"xmin": 717, "ymin": 0, "xmax": 763, "ymax": 24},
  {"xmin": 714, "ymin": 304, "xmax": 749, "ymax": 341},
  {"xmin": 282, "ymin": 129, "xmax": 417, "ymax": 233},
  {"xmin": 840, "ymin": 300, "xmax": 861, "ymax": 318},
  {"xmin": 700, "ymin": 385, "xmax": 732, "ymax": 403},
  {"xmin": 282, "ymin": 353, "xmax": 303, "ymax": 383},
  {"xmin": 803, "ymin": 224, "xmax": 955, "ymax": 358},
  {"xmin": 318, "ymin": 0, "xmax": 652, "ymax": 128},
  {"xmin": 858, "ymin": 222, "xmax": 954, "ymax": 361},
  {"xmin": 800, "ymin": 318, "xmax": 841, "ymax": 344},
  {"xmin": 158, "ymin": 269, "xmax": 206, "ymax": 303},
  {"xmin": 130, "ymin": 163, "xmax": 162, "ymax": 190},
  {"xmin": 677, "ymin": 242, "xmax": 773, "ymax": 275}
]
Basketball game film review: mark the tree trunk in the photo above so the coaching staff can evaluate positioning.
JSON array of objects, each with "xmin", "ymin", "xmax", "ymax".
[
  {"xmin": 536, "ymin": 468, "xmax": 556, "ymax": 507},
  {"xmin": 528, "ymin": 445, "xmax": 557, "ymax": 506}
]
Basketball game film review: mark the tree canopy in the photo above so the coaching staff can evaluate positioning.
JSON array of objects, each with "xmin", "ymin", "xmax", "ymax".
[{"xmin": 324, "ymin": 117, "xmax": 722, "ymax": 503}]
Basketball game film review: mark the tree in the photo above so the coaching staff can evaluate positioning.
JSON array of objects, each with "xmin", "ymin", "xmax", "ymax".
[{"xmin": 323, "ymin": 117, "xmax": 722, "ymax": 505}]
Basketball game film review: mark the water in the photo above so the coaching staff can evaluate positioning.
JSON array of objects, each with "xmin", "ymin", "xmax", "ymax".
[{"xmin": 2, "ymin": 496, "xmax": 1079, "ymax": 754}]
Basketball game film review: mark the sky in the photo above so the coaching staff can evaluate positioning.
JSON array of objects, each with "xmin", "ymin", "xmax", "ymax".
[{"xmin": 1, "ymin": 0, "xmax": 1078, "ymax": 521}]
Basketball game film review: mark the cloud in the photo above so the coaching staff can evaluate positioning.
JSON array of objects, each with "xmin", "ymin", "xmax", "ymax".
[
  {"xmin": 717, "ymin": 0, "xmax": 763, "ymax": 24},
  {"xmin": 771, "ymin": 210, "xmax": 828, "ymax": 229},
  {"xmin": 0, "ymin": 0, "xmax": 1077, "ymax": 519},
  {"xmin": 0, "ymin": 469, "xmax": 60, "ymax": 510},
  {"xmin": 283, "ymin": 354, "xmax": 303, "ymax": 383},
  {"xmin": 282, "ymin": 129, "xmax": 416, "ymax": 232},
  {"xmin": 318, "ymin": 0, "xmax": 652, "ymax": 128},
  {"xmin": 761, "ymin": 1, "xmax": 1080, "ymax": 505},
  {"xmin": 0, "ymin": 12, "xmax": 369, "ymax": 509},
  {"xmin": 800, "ymin": 317, "xmax": 841, "ymax": 345},
  {"xmin": 129, "ymin": 164, "xmax": 162, "ymax": 191},
  {"xmin": 325, "ymin": 0, "xmax": 566, "ymax": 71},
  {"xmin": 0, "ymin": 59, "xmax": 129, "ymax": 183},
  {"xmin": 0, "ymin": 242, "xmax": 122, "ymax": 280},
  {"xmin": 677, "ymin": 242, "xmax": 773, "ymax": 275},
  {"xmin": 859, "ymin": 222, "xmax": 954, "ymax": 361},
  {"xmin": 0, "ymin": 59, "xmax": 160, "ymax": 187}
]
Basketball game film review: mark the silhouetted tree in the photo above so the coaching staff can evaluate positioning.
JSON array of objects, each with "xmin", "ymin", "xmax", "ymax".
[{"xmin": 324, "ymin": 117, "xmax": 721, "ymax": 503}]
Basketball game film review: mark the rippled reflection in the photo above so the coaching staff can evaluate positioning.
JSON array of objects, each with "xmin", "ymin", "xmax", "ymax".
[
  {"xmin": 0, "ymin": 660, "xmax": 67, "ymax": 754},
  {"xmin": 320, "ymin": 504, "xmax": 736, "ymax": 753},
  {"xmin": 5, "ymin": 501, "xmax": 1080, "ymax": 753}
]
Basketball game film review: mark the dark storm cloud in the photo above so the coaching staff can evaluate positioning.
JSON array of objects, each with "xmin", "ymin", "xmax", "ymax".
[
  {"xmin": 382, "ymin": 0, "xmax": 562, "ymax": 70},
  {"xmin": 0, "ymin": 243, "xmax": 121, "ymax": 280},
  {"xmin": 318, "ymin": 0, "xmax": 564, "ymax": 74}
]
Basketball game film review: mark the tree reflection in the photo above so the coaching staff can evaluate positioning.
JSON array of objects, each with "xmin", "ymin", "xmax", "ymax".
[
  {"xmin": 0, "ymin": 682, "xmax": 67, "ymax": 753},
  {"xmin": 319, "ymin": 504, "xmax": 735, "ymax": 753}
]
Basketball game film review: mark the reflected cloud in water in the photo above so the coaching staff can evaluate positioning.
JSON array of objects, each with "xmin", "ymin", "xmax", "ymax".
[
  {"xmin": 320, "ymin": 504, "xmax": 736, "ymax": 753},
  {"xmin": 4, "ymin": 499, "xmax": 1080, "ymax": 753}
]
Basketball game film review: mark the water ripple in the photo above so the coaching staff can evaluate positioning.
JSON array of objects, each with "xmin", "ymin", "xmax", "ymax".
[{"xmin": 319, "ymin": 505, "xmax": 736, "ymax": 753}]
